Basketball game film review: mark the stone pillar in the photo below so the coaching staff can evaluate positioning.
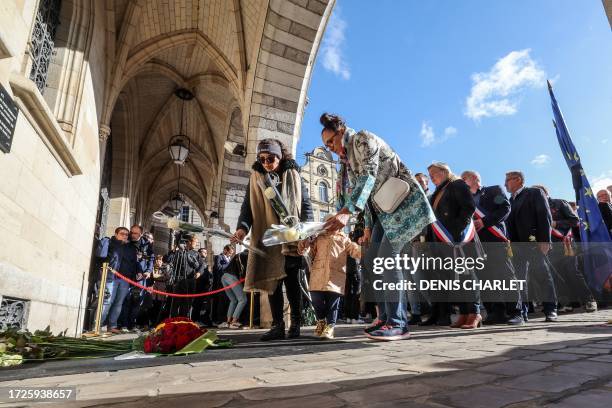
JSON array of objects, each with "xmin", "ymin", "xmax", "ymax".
[{"xmin": 98, "ymin": 124, "xmax": 111, "ymax": 172}]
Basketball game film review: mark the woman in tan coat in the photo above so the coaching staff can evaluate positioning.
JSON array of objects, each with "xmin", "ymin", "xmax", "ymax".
[{"xmin": 298, "ymin": 229, "xmax": 361, "ymax": 339}]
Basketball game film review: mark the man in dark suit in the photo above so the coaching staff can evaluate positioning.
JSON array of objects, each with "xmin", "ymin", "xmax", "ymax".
[
  {"xmin": 533, "ymin": 185, "xmax": 596, "ymax": 313},
  {"xmin": 462, "ymin": 171, "xmax": 523, "ymax": 325},
  {"xmin": 505, "ymin": 171, "xmax": 558, "ymax": 322}
]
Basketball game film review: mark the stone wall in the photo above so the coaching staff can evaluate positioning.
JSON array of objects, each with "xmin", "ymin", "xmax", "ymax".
[{"xmin": 0, "ymin": 0, "xmax": 107, "ymax": 335}]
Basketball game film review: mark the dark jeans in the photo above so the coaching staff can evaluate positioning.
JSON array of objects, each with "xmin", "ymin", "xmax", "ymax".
[
  {"xmin": 190, "ymin": 275, "xmax": 212, "ymax": 324},
  {"xmin": 480, "ymin": 243, "xmax": 522, "ymax": 317},
  {"xmin": 365, "ymin": 222, "xmax": 407, "ymax": 328},
  {"xmin": 170, "ymin": 278, "xmax": 196, "ymax": 317},
  {"xmin": 513, "ymin": 245, "xmax": 558, "ymax": 314},
  {"xmin": 269, "ymin": 256, "xmax": 303, "ymax": 327},
  {"xmin": 311, "ymin": 291, "xmax": 342, "ymax": 325},
  {"xmin": 343, "ymin": 291, "xmax": 361, "ymax": 320}
]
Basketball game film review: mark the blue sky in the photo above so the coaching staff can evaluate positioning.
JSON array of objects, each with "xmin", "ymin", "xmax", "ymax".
[{"xmin": 297, "ymin": 0, "xmax": 612, "ymax": 201}]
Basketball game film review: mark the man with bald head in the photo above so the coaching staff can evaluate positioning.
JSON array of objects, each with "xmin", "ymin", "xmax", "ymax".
[{"xmin": 461, "ymin": 170, "xmax": 523, "ymax": 325}]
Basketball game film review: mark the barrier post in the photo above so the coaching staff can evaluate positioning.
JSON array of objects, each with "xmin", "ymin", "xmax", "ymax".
[
  {"xmin": 94, "ymin": 263, "xmax": 108, "ymax": 335},
  {"xmin": 249, "ymin": 290, "xmax": 255, "ymax": 329}
]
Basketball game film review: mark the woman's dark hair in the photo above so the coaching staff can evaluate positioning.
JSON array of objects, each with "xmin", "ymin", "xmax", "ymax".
[
  {"xmin": 319, "ymin": 113, "xmax": 346, "ymax": 133},
  {"xmin": 258, "ymin": 138, "xmax": 293, "ymax": 160}
]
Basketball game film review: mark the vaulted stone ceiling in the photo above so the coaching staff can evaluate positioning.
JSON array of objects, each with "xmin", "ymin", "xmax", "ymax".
[{"xmin": 103, "ymin": 0, "xmax": 333, "ymax": 225}]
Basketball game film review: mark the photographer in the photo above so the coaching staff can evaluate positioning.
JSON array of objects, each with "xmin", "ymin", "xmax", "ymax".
[
  {"xmin": 167, "ymin": 235, "xmax": 208, "ymax": 318},
  {"xmin": 118, "ymin": 225, "xmax": 153, "ymax": 331}
]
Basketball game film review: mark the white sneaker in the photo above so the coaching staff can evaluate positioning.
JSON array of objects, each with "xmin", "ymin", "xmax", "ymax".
[
  {"xmin": 229, "ymin": 322, "xmax": 242, "ymax": 329},
  {"xmin": 217, "ymin": 322, "xmax": 230, "ymax": 329},
  {"xmin": 585, "ymin": 301, "xmax": 598, "ymax": 313}
]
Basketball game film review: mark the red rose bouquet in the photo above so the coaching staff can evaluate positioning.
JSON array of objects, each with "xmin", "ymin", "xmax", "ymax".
[{"xmin": 143, "ymin": 317, "xmax": 205, "ymax": 354}]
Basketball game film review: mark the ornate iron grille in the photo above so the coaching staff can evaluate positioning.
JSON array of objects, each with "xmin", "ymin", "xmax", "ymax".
[
  {"xmin": 0, "ymin": 296, "xmax": 30, "ymax": 331},
  {"xmin": 29, "ymin": 0, "xmax": 62, "ymax": 94}
]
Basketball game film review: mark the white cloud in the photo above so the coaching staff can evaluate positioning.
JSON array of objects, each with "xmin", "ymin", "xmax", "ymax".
[
  {"xmin": 465, "ymin": 49, "xmax": 546, "ymax": 120},
  {"xmin": 420, "ymin": 122, "xmax": 435, "ymax": 147},
  {"xmin": 420, "ymin": 123, "xmax": 457, "ymax": 147},
  {"xmin": 444, "ymin": 126, "xmax": 457, "ymax": 137},
  {"xmin": 531, "ymin": 154, "xmax": 551, "ymax": 167},
  {"xmin": 591, "ymin": 170, "xmax": 612, "ymax": 193},
  {"xmin": 321, "ymin": 11, "xmax": 350, "ymax": 80}
]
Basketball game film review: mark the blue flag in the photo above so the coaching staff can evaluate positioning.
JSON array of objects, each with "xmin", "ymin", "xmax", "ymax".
[{"xmin": 548, "ymin": 80, "xmax": 612, "ymax": 292}]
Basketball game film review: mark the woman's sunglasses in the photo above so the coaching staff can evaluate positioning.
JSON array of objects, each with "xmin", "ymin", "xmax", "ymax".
[{"xmin": 258, "ymin": 155, "xmax": 277, "ymax": 164}]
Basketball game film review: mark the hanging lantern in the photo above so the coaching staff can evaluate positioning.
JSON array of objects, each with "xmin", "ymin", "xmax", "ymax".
[
  {"xmin": 168, "ymin": 88, "xmax": 195, "ymax": 165},
  {"xmin": 168, "ymin": 135, "xmax": 190, "ymax": 165},
  {"xmin": 169, "ymin": 191, "xmax": 185, "ymax": 213}
]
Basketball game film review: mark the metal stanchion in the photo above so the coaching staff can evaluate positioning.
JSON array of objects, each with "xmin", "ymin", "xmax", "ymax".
[
  {"xmin": 249, "ymin": 290, "xmax": 255, "ymax": 329},
  {"xmin": 93, "ymin": 263, "xmax": 108, "ymax": 336}
]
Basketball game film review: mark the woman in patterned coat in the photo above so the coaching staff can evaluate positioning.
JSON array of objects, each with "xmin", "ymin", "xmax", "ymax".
[{"xmin": 321, "ymin": 113, "xmax": 436, "ymax": 341}]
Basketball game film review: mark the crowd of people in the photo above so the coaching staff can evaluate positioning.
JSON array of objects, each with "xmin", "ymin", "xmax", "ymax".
[{"xmin": 93, "ymin": 111, "xmax": 612, "ymax": 343}]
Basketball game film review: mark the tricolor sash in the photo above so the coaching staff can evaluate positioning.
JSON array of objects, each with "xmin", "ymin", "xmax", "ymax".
[
  {"xmin": 432, "ymin": 219, "xmax": 476, "ymax": 246},
  {"xmin": 473, "ymin": 206, "xmax": 509, "ymax": 242}
]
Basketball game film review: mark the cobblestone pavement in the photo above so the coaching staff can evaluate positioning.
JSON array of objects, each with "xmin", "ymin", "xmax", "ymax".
[{"xmin": 1, "ymin": 310, "xmax": 611, "ymax": 407}]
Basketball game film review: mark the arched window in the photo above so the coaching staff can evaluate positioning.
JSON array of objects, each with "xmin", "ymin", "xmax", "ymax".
[
  {"xmin": 319, "ymin": 182, "xmax": 329, "ymax": 203},
  {"xmin": 29, "ymin": 0, "xmax": 62, "ymax": 94}
]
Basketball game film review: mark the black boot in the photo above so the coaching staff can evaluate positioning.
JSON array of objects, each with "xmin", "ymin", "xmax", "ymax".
[
  {"xmin": 436, "ymin": 303, "xmax": 452, "ymax": 326},
  {"xmin": 260, "ymin": 323, "xmax": 285, "ymax": 341},
  {"xmin": 287, "ymin": 314, "xmax": 301, "ymax": 338},
  {"xmin": 420, "ymin": 302, "xmax": 439, "ymax": 326},
  {"xmin": 287, "ymin": 325, "xmax": 301, "ymax": 338}
]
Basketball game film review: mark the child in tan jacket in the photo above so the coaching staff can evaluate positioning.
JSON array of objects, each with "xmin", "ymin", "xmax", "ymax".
[{"xmin": 298, "ymin": 229, "xmax": 361, "ymax": 339}]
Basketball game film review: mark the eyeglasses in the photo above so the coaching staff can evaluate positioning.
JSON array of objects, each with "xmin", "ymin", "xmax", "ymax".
[
  {"xmin": 118, "ymin": 232, "xmax": 128, "ymax": 236},
  {"xmin": 258, "ymin": 155, "xmax": 277, "ymax": 165}
]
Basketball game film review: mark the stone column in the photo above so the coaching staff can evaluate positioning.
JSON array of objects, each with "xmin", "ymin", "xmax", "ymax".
[{"xmin": 98, "ymin": 124, "xmax": 111, "ymax": 173}]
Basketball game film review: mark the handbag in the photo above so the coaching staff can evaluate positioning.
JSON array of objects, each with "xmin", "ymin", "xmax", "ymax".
[{"xmin": 373, "ymin": 177, "xmax": 411, "ymax": 213}]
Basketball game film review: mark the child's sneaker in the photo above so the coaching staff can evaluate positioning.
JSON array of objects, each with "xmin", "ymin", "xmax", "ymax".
[
  {"xmin": 314, "ymin": 320, "xmax": 326, "ymax": 337},
  {"xmin": 321, "ymin": 324, "xmax": 335, "ymax": 340},
  {"xmin": 364, "ymin": 318, "xmax": 385, "ymax": 334}
]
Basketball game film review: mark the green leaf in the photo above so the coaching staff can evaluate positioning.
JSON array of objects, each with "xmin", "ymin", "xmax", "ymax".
[{"xmin": 173, "ymin": 331, "xmax": 218, "ymax": 355}]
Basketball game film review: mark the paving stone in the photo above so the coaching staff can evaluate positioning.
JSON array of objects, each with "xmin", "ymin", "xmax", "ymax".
[
  {"xmin": 254, "ymin": 368, "xmax": 347, "ymax": 385},
  {"xmin": 336, "ymin": 381, "xmax": 435, "ymax": 404},
  {"xmin": 587, "ymin": 354, "xmax": 612, "ymax": 363},
  {"xmin": 239, "ymin": 383, "xmax": 340, "ymax": 401},
  {"xmin": 430, "ymin": 385, "xmax": 540, "ymax": 408},
  {"xmin": 559, "ymin": 347, "xmax": 610, "ymax": 355},
  {"xmin": 365, "ymin": 400, "xmax": 444, "ymax": 408},
  {"xmin": 553, "ymin": 361, "xmax": 612, "ymax": 377},
  {"xmin": 335, "ymin": 361, "xmax": 408, "ymax": 375},
  {"xmin": 394, "ymin": 356, "xmax": 474, "ymax": 373},
  {"xmin": 246, "ymin": 394, "xmax": 346, "ymax": 408},
  {"xmin": 583, "ymin": 343, "xmax": 612, "ymax": 349},
  {"xmin": 499, "ymin": 370, "xmax": 594, "ymax": 393},
  {"xmin": 420, "ymin": 370, "xmax": 501, "ymax": 388},
  {"xmin": 476, "ymin": 359, "xmax": 551, "ymax": 376},
  {"xmin": 523, "ymin": 352, "xmax": 584, "ymax": 362},
  {"xmin": 520, "ymin": 343, "xmax": 569, "ymax": 351},
  {"xmin": 156, "ymin": 377, "xmax": 261, "ymax": 395},
  {"xmin": 545, "ymin": 389, "xmax": 612, "ymax": 408},
  {"xmin": 76, "ymin": 381, "xmax": 158, "ymax": 400}
]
